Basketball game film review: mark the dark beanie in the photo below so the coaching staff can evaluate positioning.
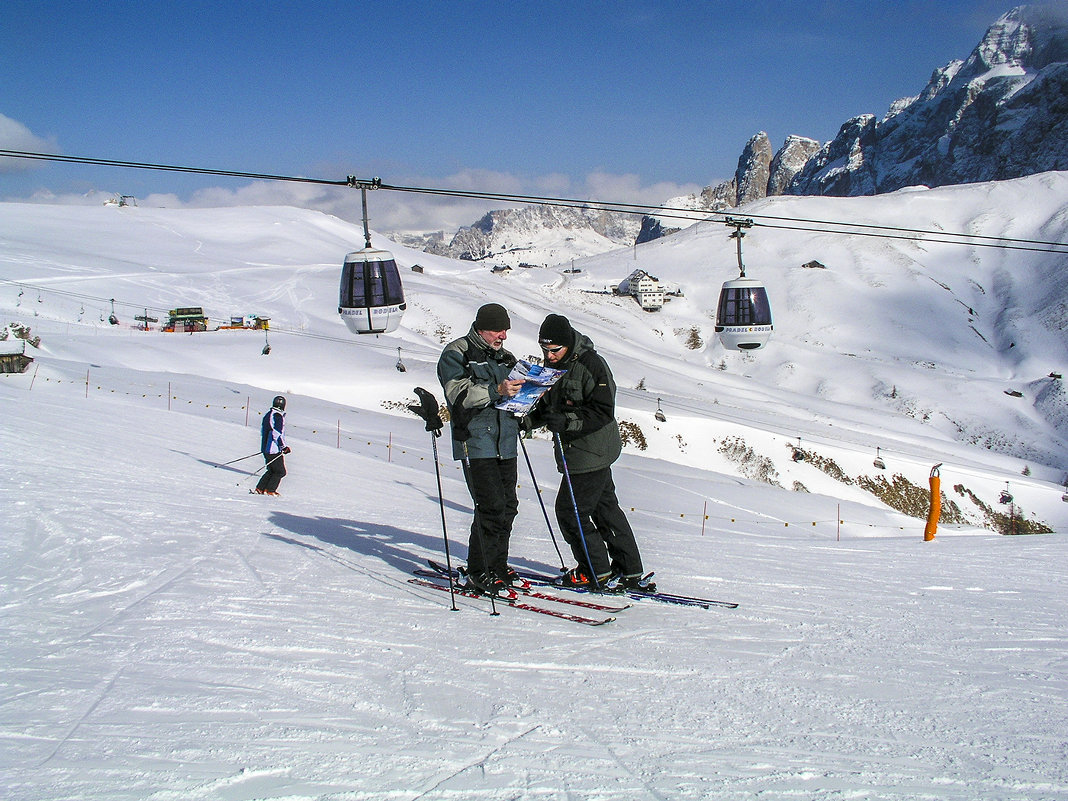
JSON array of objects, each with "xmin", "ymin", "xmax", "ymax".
[
  {"xmin": 474, "ymin": 303, "xmax": 510, "ymax": 330},
  {"xmin": 538, "ymin": 314, "xmax": 574, "ymax": 347}
]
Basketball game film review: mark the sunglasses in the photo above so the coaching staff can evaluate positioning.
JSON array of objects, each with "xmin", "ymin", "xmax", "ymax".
[{"xmin": 540, "ymin": 344, "xmax": 565, "ymax": 354}]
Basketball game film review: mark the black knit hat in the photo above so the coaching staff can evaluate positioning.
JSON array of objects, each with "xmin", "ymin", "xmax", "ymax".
[
  {"xmin": 538, "ymin": 314, "xmax": 574, "ymax": 348},
  {"xmin": 474, "ymin": 303, "xmax": 511, "ymax": 330}
]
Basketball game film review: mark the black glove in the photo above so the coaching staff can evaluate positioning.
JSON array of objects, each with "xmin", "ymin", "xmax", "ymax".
[
  {"xmin": 543, "ymin": 411, "xmax": 567, "ymax": 434},
  {"xmin": 411, "ymin": 386, "xmax": 444, "ymax": 434},
  {"xmin": 283, "ymin": 446, "xmax": 291, "ymax": 454}
]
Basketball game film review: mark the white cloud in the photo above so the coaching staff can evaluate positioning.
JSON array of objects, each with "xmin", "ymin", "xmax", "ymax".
[
  {"xmin": 0, "ymin": 127, "xmax": 707, "ymax": 234},
  {"xmin": 153, "ymin": 169, "xmax": 706, "ymax": 234},
  {"xmin": 0, "ymin": 114, "xmax": 58, "ymax": 173}
]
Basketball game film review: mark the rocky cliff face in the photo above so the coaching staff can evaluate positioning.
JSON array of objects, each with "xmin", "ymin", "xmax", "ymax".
[
  {"xmin": 789, "ymin": 4, "xmax": 1068, "ymax": 196},
  {"xmin": 768, "ymin": 135, "xmax": 823, "ymax": 196},
  {"xmin": 638, "ymin": 133, "xmax": 818, "ymax": 238},
  {"xmin": 736, "ymin": 132, "xmax": 773, "ymax": 206},
  {"xmin": 643, "ymin": 5, "xmax": 1067, "ymax": 233}
]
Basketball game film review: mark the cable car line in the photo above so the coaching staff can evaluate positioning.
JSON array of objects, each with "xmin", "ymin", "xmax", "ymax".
[
  {"xmin": 0, "ymin": 149, "xmax": 366, "ymax": 188},
  {"xmin": 752, "ymin": 220, "xmax": 1067, "ymax": 254},
  {"xmin": 2, "ymin": 148, "xmax": 1066, "ymax": 254},
  {"xmin": 736, "ymin": 209, "xmax": 1066, "ymax": 251},
  {"xmin": 383, "ymin": 181, "xmax": 1068, "ymax": 253}
]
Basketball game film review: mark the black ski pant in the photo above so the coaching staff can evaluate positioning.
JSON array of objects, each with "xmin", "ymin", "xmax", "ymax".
[
  {"xmin": 555, "ymin": 466, "xmax": 643, "ymax": 579},
  {"xmin": 461, "ymin": 456, "xmax": 519, "ymax": 577},
  {"xmin": 256, "ymin": 452, "xmax": 286, "ymax": 493}
]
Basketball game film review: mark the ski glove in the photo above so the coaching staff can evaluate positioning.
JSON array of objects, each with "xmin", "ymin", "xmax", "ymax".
[
  {"xmin": 543, "ymin": 411, "xmax": 568, "ymax": 434},
  {"xmin": 283, "ymin": 446, "xmax": 291, "ymax": 454}
]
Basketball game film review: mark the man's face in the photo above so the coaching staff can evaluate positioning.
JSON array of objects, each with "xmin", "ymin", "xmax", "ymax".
[
  {"xmin": 541, "ymin": 343, "xmax": 567, "ymax": 365},
  {"xmin": 479, "ymin": 329, "xmax": 508, "ymax": 350}
]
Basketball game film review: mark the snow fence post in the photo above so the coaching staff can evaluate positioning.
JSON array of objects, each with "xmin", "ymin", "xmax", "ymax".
[{"xmin": 924, "ymin": 464, "xmax": 942, "ymax": 542}]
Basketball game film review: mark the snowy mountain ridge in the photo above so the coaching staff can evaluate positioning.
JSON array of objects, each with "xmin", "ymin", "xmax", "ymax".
[
  {"xmin": 398, "ymin": 203, "xmax": 641, "ymax": 268},
  {"xmin": 400, "ymin": 5, "xmax": 1068, "ymax": 264}
]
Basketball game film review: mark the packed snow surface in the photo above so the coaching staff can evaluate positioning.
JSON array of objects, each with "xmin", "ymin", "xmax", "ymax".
[{"xmin": 1, "ymin": 174, "xmax": 1066, "ymax": 799}]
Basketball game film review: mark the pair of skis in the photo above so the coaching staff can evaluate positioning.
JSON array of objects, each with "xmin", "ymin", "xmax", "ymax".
[
  {"xmin": 410, "ymin": 560, "xmax": 737, "ymax": 626},
  {"xmin": 408, "ymin": 576, "xmax": 623, "ymax": 626},
  {"xmin": 410, "ymin": 562, "xmax": 627, "ymax": 626},
  {"xmin": 512, "ymin": 568, "xmax": 739, "ymax": 610},
  {"xmin": 420, "ymin": 559, "xmax": 739, "ymax": 610}
]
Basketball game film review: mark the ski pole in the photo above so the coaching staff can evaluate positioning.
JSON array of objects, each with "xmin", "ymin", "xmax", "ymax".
[
  {"xmin": 554, "ymin": 432, "xmax": 601, "ymax": 590},
  {"xmin": 237, "ymin": 451, "xmax": 284, "ymax": 487},
  {"xmin": 519, "ymin": 436, "xmax": 566, "ymax": 570},
  {"xmin": 411, "ymin": 387, "xmax": 457, "ymax": 611},
  {"xmin": 216, "ymin": 451, "xmax": 261, "ymax": 467}
]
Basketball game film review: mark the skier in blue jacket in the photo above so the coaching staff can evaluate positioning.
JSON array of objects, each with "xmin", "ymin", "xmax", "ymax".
[{"xmin": 254, "ymin": 395, "xmax": 290, "ymax": 495}]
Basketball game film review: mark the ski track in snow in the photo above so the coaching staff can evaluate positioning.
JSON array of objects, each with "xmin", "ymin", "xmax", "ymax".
[{"xmin": 2, "ymin": 378, "xmax": 1066, "ymax": 800}]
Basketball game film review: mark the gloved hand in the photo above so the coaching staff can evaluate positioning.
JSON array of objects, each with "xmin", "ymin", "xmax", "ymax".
[
  {"xmin": 543, "ymin": 412, "xmax": 567, "ymax": 434},
  {"xmin": 283, "ymin": 446, "xmax": 292, "ymax": 454}
]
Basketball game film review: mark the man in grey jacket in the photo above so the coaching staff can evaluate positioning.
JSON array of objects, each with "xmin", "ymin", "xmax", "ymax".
[{"xmin": 437, "ymin": 303, "xmax": 523, "ymax": 596}]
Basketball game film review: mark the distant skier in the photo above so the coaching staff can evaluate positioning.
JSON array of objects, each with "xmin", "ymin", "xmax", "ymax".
[
  {"xmin": 254, "ymin": 395, "xmax": 290, "ymax": 496},
  {"xmin": 528, "ymin": 314, "xmax": 654, "ymax": 593}
]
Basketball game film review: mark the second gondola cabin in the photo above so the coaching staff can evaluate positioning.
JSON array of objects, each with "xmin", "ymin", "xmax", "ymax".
[
  {"xmin": 715, "ymin": 276, "xmax": 773, "ymax": 350},
  {"xmin": 715, "ymin": 217, "xmax": 773, "ymax": 351},
  {"xmin": 338, "ymin": 246, "xmax": 406, "ymax": 335}
]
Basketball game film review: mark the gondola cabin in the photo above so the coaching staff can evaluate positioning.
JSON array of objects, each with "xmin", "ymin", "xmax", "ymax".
[
  {"xmin": 338, "ymin": 247, "xmax": 406, "ymax": 335},
  {"xmin": 715, "ymin": 277, "xmax": 773, "ymax": 350}
]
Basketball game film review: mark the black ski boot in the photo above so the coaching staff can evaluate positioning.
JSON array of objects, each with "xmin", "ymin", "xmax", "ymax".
[
  {"xmin": 621, "ymin": 573, "xmax": 657, "ymax": 594},
  {"xmin": 460, "ymin": 568, "xmax": 516, "ymax": 599}
]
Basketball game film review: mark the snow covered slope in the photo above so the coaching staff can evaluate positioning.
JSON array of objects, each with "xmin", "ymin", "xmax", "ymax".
[{"xmin": 1, "ymin": 176, "xmax": 1066, "ymax": 799}]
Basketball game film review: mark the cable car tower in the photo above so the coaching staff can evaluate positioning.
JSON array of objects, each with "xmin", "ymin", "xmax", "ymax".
[
  {"xmin": 338, "ymin": 183, "xmax": 406, "ymax": 335},
  {"xmin": 715, "ymin": 217, "xmax": 773, "ymax": 350}
]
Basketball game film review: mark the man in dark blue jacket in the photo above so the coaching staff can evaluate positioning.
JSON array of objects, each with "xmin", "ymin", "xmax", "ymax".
[
  {"xmin": 437, "ymin": 303, "xmax": 523, "ymax": 596},
  {"xmin": 254, "ymin": 395, "xmax": 290, "ymax": 496}
]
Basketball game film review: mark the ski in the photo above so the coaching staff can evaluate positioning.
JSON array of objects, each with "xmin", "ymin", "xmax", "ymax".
[
  {"xmin": 408, "ymin": 577, "xmax": 616, "ymax": 626},
  {"xmin": 419, "ymin": 562, "xmax": 630, "ymax": 612},
  {"xmin": 514, "ymin": 568, "xmax": 738, "ymax": 610}
]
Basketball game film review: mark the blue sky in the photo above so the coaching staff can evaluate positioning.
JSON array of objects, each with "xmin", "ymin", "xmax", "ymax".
[{"xmin": 1, "ymin": 0, "xmax": 1014, "ymax": 231}]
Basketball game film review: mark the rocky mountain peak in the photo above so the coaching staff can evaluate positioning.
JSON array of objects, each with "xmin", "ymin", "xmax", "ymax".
[
  {"xmin": 789, "ymin": 4, "xmax": 1068, "ymax": 197},
  {"xmin": 395, "ymin": 5, "xmax": 1067, "ymax": 259},
  {"xmin": 735, "ymin": 132, "xmax": 773, "ymax": 206},
  {"xmin": 417, "ymin": 203, "xmax": 641, "ymax": 267}
]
